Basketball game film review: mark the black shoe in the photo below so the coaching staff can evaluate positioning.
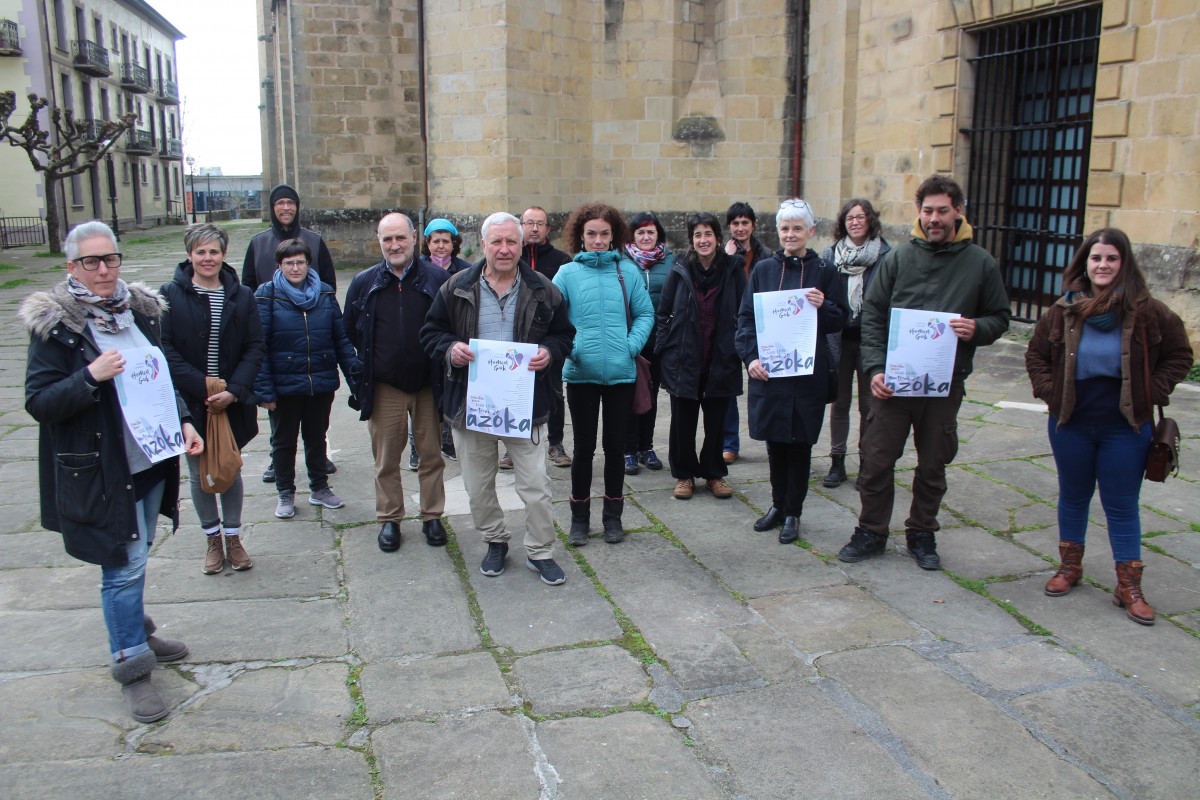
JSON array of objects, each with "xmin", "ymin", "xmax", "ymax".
[
  {"xmin": 526, "ymin": 557, "xmax": 566, "ymax": 585},
  {"xmin": 753, "ymin": 506, "xmax": 784, "ymax": 532},
  {"xmin": 624, "ymin": 453, "xmax": 639, "ymax": 476},
  {"xmin": 837, "ymin": 526, "xmax": 888, "ymax": 562},
  {"xmin": 262, "ymin": 464, "xmax": 276, "ymax": 483},
  {"xmin": 323, "ymin": 458, "xmax": 337, "ymax": 475},
  {"xmin": 378, "ymin": 522, "xmax": 401, "ymax": 553},
  {"xmin": 480, "ymin": 542, "xmax": 508, "ymax": 576},
  {"xmin": 441, "ymin": 440, "xmax": 457, "ymax": 461},
  {"xmin": 408, "ymin": 450, "xmax": 419, "ymax": 471},
  {"xmin": 640, "ymin": 450, "xmax": 663, "ymax": 470},
  {"xmin": 822, "ymin": 454, "xmax": 846, "ymax": 488},
  {"xmin": 778, "ymin": 516, "xmax": 800, "ymax": 544},
  {"xmin": 906, "ymin": 531, "xmax": 942, "ymax": 570},
  {"xmin": 422, "ymin": 518, "xmax": 448, "ymax": 547}
]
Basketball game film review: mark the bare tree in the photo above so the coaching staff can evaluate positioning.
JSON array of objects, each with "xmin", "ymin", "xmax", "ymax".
[{"xmin": 0, "ymin": 91, "xmax": 136, "ymax": 253}]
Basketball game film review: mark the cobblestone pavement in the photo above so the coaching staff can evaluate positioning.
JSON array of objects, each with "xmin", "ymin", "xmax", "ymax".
[{"xmin": 1, "ymin": 223, "xmax": 1197, "ymax": 799}]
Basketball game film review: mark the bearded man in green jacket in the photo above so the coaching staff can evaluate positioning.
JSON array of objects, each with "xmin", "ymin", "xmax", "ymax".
[{"xmin": 837, "ymin": 175, "xmax": 1011, "ymax": 571}]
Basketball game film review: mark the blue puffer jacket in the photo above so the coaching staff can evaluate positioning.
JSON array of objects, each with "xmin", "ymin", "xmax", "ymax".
[
  {"xmin": 254, "ymin": 276, "xmax": 360, "ymax": 402},
  {"xmin": 553, "ymin": 250, "xmax": 653, "ymax": 385}
]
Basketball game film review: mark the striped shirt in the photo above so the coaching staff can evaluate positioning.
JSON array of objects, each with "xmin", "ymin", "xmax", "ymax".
[{"xmin": 193, "ymin": 284, "xmax": 224, "ymax": 377}]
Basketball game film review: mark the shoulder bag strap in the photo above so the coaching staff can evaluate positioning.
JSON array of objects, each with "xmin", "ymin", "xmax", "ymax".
[
  {"xmin": 616, "ymin": 265, "xmax": 633, "ymax": 332},
  {"xmin": 1141, "ymin": 326, "xmax": 1164, "ymax": 425}
]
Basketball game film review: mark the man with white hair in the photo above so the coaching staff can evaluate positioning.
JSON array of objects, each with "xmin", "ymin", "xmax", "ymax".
[{"xmin": 421, "ymin": 212, "xmax": 575, "ymax": 584}]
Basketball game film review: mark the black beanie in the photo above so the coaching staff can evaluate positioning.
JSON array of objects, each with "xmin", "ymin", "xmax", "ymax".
[{"xmin": 269, "ymin": 184, "xmax": 300, "ymax": 207}]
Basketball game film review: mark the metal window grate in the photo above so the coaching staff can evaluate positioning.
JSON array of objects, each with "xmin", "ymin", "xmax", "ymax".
[
  {"xmin": 963, "ymin": 6, "xmax": 1101, "ymax": 322},
  {"xmin": 1, "ymin": 217, "xmax": 46, "ymax": 248}
]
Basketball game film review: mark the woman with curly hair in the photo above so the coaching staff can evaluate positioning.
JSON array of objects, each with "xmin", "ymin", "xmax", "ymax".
[
  {"xmin": 1026, "ymin": 228, "xmax": 1192, "ymax": 625},
  {"xmin": 553, "ymin": 203, "xmax": 653, "ymax": 545}
]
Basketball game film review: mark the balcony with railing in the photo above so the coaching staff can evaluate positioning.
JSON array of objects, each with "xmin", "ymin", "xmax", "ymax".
[
  {"xmin": 78, "ymin": 119, "xmax": 101, "ymax": 149},
  {"xmin": 161, "ymin": 138, "xmax": 183, "ymax": 159},
  {"xmin": 126, "ymin": 129, "xmax": 155, "ymax": 154},
  {"xmin": 71, "ymin": 39, "xmax": 110, "ymax": 76},
  {"xmin": 119, "ymin": 62, "xmax": 151, "ymax": 93},
  {"xmin": 0, "ymin": 19, "xmax": 20, "ymax": 56},
  {"xmin": 156, "ymin": 78, "xmax": 179, "ymax": 105}
]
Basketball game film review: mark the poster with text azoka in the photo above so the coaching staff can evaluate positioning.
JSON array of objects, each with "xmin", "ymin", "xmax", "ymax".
[
  {"xmin": 465, "ymin": 339, "xmax": 538, "ymax": 438},
  {"xmin": 883, "ymin": 308, "xmax": 961, "ymax": 397},
  {"xmin": 752, "ymin": 289, "xmax": 818, "ymax": 377}
]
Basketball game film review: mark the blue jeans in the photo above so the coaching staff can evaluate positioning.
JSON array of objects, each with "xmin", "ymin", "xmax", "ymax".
[
  {"xmin": 1048, "ymin": 415, "xmax": 1150, "ymax": 562},
  {"xmin": 100, "ymin": 480, "xmax": 164, "ymax": 661},
  {"xmin": 723, "ymin": 399, "xmax": 740, "ymax": 454}
]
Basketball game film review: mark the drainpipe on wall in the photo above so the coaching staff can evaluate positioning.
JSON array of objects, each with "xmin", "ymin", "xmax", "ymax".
[
  {"xmin": 790, "ymin": 0, "xmax": 808, "ymax": 199},
  {"xmin": 416, "ymin": 0, "xmax": 429, "ymax": 230}
]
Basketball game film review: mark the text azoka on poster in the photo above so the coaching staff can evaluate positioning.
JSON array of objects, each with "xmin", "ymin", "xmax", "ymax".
[
  {"xmin": 465, "ymin": 339, "xmax": 538, "ymax": 438},
  {"xmin": 883, "ymin": 308, "xmax": 961, "ymax": 397},
  {"xmin": 111, "ymin": 346, "xmax": 186, "ymax": 463},
  {"xmin": 752, "ymin": 289, "xmax": 818, "ymax": 377}
]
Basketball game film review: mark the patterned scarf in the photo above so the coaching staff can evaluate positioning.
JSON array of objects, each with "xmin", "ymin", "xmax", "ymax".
[
  {"xmin": 66, "ymin": 274, "xmax": 133, "ymax": 333},
  {"xmin": 833, "ymin": 236, "xmax": 882, "ymax": 316},
  {"xmin": 625, "ymin": 242, "xmax": 667, "ymax": 270}
]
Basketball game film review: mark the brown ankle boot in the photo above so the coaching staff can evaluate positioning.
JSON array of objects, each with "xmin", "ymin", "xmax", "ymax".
[
  {"xmin": 1112, "ymin": 560, "xmax": 1155, "ymax": 625},
  {"xmin": 202, "ymin": 534, "xmax": 225, "ymax": 575},
  {"xmin": 1044, "ymin": 541, "xmax": 1084, "ymax": 596},
  {"xmin": 225, "ymin": 535, "xmax": 254, "ymax": 571}
]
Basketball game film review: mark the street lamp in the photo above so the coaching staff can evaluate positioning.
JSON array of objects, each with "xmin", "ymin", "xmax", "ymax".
[
  {"xmin": 105, "ymin": 154, "xmax": 121, "ymax": 241},
  {"xmin": 185, "ymin": 155, "xmax": 196, "ymax": 224}
]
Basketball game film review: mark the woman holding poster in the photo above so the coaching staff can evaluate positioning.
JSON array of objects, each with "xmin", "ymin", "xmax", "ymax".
[
  {"xmin": 22, "ymin": 221, "xmax": 204, "ymax": 723},
  {"xmin": 655, "ymin": 212, "xmax": 745, "ymax": 502},
  {"xmin": 1025, "ymin": 228, "xmax": 1192, "ymax": 625},
  {"xmin": 735, "ymin": 200, "xmax": 848, "ymax": 543}
]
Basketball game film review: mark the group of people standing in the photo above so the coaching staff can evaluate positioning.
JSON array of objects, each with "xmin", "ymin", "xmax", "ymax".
[{"xmin": 22, "ymin": 174, "xmax": 1193, "ymax": 723}]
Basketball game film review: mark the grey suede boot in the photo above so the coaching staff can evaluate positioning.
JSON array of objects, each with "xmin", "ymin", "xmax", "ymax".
[
  {"xmin": 143, "ymin": 614, "xmax": 189, "ymax": 663},
  {"xmin": 602, "ymin": 495, "xmax": 625, "ymax": 544},
  {"xmin": 568, "ymin": 497, "xmax": 590, "ymax": 546},
  {"xmin": 111, "ymin": 650, "xmax": 168, "ymax": 723}
]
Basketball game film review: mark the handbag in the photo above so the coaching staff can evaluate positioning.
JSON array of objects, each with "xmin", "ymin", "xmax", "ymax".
[
  {"xmin": 1141, "ymin": 334, "xmax": 1180, "ymax": 482},
  {"xmin": 199, "ymin": 377, "xmax": 244, "ymax": 494},
  {"xmin": 616, "ymin": 267, "xmax": 653, "ymax": 415}
]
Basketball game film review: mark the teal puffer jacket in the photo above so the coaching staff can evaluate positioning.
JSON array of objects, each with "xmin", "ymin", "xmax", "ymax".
[{"xmin": 553, "ymin": 250, "xmax": 654, "ymax": 385}]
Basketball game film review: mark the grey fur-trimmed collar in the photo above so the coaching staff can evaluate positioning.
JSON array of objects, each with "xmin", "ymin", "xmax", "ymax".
[{"xmin": 19, "ymin": 281, "xmax": 166, "ymax": 340}]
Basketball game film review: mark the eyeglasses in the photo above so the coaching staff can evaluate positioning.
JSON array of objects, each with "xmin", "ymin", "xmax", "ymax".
[
  {"xmin": 280, "ymin": 258, "xmax": 309, "ymax": 268},
  {"xmin": 781, "ymin": 199, "xmax": 811, "ymax": 211},
  {"xmin": 73, "ymin": 253, "xmax": 122, "ymax": 271},
  {"xmin": 845, "ymin": 214, "xmax": 867, "ymax": 223},
  {"xmin": 521, "ymin": 220, "xmax": 547, "ymax": 229},
  {"xmin": 273, "ymin": 200, "xmax": 298, "ymax": 208}
]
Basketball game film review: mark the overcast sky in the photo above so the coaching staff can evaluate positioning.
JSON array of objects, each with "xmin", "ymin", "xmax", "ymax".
[{"xmin": 151, "ymin": 0, "xmax": 262, "ymax": 175}]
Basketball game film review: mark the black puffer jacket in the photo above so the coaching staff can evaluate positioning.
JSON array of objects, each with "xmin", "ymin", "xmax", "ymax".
[
  {"xmin": 160, "ymin": 261, "xmax": 265, "ymax": 448},
  {"xmin": 21, "ymin": 282, "xmax": 188, "ymax": 566},
  {"xmin": 654, "ymin": 252, "xmax": 746, "ymax": 400}
]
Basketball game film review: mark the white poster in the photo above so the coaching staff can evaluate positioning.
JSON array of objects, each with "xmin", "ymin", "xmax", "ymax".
[
  {"xmin": 465, "ymin": 339, "xmax": 539, "ymax": 438},
  {"xmin": 110, "ymin": 346, "xmax": 187, "ymax": 463},
  {"xmin": 752, "ymin": 289, "xmax": 818, "ymax": 377},
  {"xmin": 883, "ymin": 308, "xmax": 962, "ymax": 397}
]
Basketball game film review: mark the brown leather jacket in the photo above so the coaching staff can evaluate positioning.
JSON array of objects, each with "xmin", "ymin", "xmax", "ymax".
[{"xmin": 1025, "ymin": 296, "xmax": 1193, "ymax": 430}]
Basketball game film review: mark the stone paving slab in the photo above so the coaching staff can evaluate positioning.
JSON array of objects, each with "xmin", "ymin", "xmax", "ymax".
[
  {"xmin": 511, "ymin": 644, "xmax": 649, "ymax": 714},
  {"xmin": 942, "ymin": 467, "xmax": 1042, "ymax": 532},
  {"xmin": 818, "ymin": 645, "xmax": 1113, "ymax": 798},
  {"xmin": 948, "ymin": 640, "xmax": 1099, "ymax": 691},
  {"xmin": 360, "ymin": 650, "xmax": 512, "ymax": 721},
  {"xmin": 0, "ymin": 608, "xmax": 110, "ymax": 670},
  {"xmin": 374, "ymin": 712, "xmax": 543, "ymax": 799},
  {"xmin": 0, "ymin": 564, "xmax": 98, "ymax": 611},
  {"xmin": 142, "ymin": 662, "xmax": 351, "ymax": 752},
  {"xmin": 457, "ymin": 515, "xmax": 624, "ymax": 654},
  {"xmin": 752, "ymin": 584, "xmax": 917, "ymax": 655},
  {"xmin": 0, "ymin": 749, "xmax": 373, "ymax": 800},
  {"xmin": 969, "ymin": 458, "xmax": 1062, "ymax": 504},
  {"xmin": 158, "ymin": 521, "xmax": 336, "ymax": 560},
  {"xmin": 688, "ymin": 681, "xmax": 928, "ymax": 800},
  {"xmin": 993, "ymin": 576, "xmax": 1200, "ymax": 706},
  {"xmin": 0, "ymin": 501, "xmax": 42, "ymax": 534},
  {"xmin": 143, "ymin": 551, "xmax": 340, "ymax": 603},
  {"xmin": 536, "ymin": 712, "xmax": 725, "ymax": 799},
  {"xmin": 934, "ymin": 526, "xmax": 1051, "ymax": 579},
  {"xmin": 0, "ymin": 668, "xmax": 198, "ymax": 762},
  {"xmin": 1010, "ymin": 680, "xmax": 1200, "ymax": 799},
  {"xmin": 578, "ymin": 532, "xmax": 760, "ymax": 691},
  {"xmin": 721, "ymin": 621, "xmax": 817, "ymax": 684},
  {"xmin": 161, "ymin": 598, "xmax": 348, "ymax": 662},
  {"xmin": 1148, "ymin": 531, "xmax": 1200, "ymax": 567},
  {"xmin": 342, "ymin": 521, "xmax": 479, "ymax": 659}
]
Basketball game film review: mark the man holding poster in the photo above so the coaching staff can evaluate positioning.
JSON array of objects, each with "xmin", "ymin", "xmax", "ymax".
[
  {"xmin": 837, "ymin": 176, "xmax": 1010, "ymax": 570},
  {"xmin": 422, "ymin": 213, "xmax": 575, "ymax": 585}
]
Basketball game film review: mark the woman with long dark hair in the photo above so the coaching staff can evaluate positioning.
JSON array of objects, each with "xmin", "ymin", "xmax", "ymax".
[
  {"xmin": 655, "ymin": 212, "xmax": 745, "ymax": 501},
  {"xmin": 553, "ymin": 203, "xmax": 653, "ymax": 545},
  {"xmin": 1026, "ymin": 228, "xmax": 1192, "ymax": 625},
  {"xmin": 820, "ymin": 198, "xmax": 890, "ymax": 488}
]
